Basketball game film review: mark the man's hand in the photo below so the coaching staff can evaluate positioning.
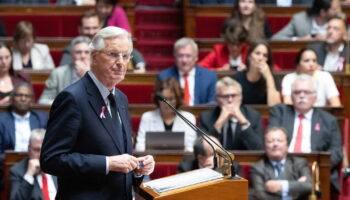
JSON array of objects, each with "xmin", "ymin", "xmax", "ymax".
[
  {"xmin": 135, "ymin": 155, "xmax": 155, "ymax": 176},
  {"xmin": 265, "ymin": 180, "xmax": 283, "ymax": 193},
  {"xmin": 298, "ymin": 176, "xmax": 307, "ymax": 182},
  {"xmin": 74, "ymin": 60, "xmax": 90, "ymax": 78},
  {"xmin": 108, "ymin": 154, "xmax": 139, "ymax": 173},
  {"xmin": 26, "ymin": 159, "xmax": 40, "ymax": 177}
]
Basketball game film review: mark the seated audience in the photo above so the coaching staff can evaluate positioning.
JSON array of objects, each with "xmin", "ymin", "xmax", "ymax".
[
  {"xmin": 0, "ymin": 0, "xmax": 49, "ymax": 3},
  {"xmin": 308, "ymin": 16, "xmax": 348, "ymax": 72},
  {"xmin": 190, "ymin": 0, "xmax": 234, "ymax": 4},
  {"xmin": 135, "ymin": 78, "xmax": 197, "ymax": 152},
  {"xmin": 230, "ymin": 0, "xmax": 272, "ymax": 42},
  {"xmin": 95, "ymin": 0, "xmax": 130, "ymax": 32},
  {"xmin": 232, "ymin": 40, "xmax": 280, "ymax": 106},
  {"xmin": 258, "ymin": 0, "xmax": 312, "ymax": 6},
  {"xmin": 157, "ymin": 37, "xmax": 217, "ymax": 105},
  {"xmin": 56, "ymin": 0, "xmax": 95, "ymax": 5},
  {"xmin": 12, "ymin": 21, "xmax": 55, "ymax": 70},
  {"xmin": 39, "ymin": 36, "xmax": 91, "ymax": 105},
  {"xmin": 282, "ymin": 48, "xmax": 341, "ymax": 107},
  {"xmin": 268, "ymin": 74, "xmax": 343, "ymax": 193},
  {"xmin": 0, "ymin": 83, "xmax": 48, "ymax": 153},
  {"xmin": 198, "ymin": 18, "xmax": 249, "ymax": 72},
  {"xmin": 271, "ymin": 0, "xmax": 340, "ymax": 41},
  {"xmin": 59, "ymin": 11, "xmax": 146, "ymax": 73},
  {"xmin": 250, "ymin": 127, "xmax": 311, "ymax": 200},
  {"xmin": 0, "ymin": 43, "xmax": 29, "ymax": 104},
  {"xmin": 10, "ymin": 129, "xmax": 57, "ymax": 200},
  {"xmin": 199, "ymin": 76, "xmax": 264, "ymax": 150}
]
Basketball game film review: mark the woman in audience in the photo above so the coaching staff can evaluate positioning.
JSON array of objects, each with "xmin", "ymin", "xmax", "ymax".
[
  {"xmin": 198, "ymin": 18, "xmax": 249, "ymax": 72},
  {"xmin": 282, "ymin": 48, "xmax": 341, "ymax": 107},
  {"xmin": 12, "ymin": 21, "xmax": 55, "ymax": 70},
  {"xmin": 95, "ymin": 0, "xmax": 131, "ymax": 32},
  {"xmin": 135, "ymin": 78, "xmax": 197, "ymax": 152},
  {"xmin": 0, "ymin": 43, "xmax": 29, "ymax": 104},
  {"xmin": 231, "ymin": 0, "xmax": 271, "ymax": 42},
  {"xmin": 232, "ymin": 40, "xmax": 280, "ymax": 106}
]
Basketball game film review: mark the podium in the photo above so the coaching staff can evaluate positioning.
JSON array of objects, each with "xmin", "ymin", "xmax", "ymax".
[{"xmin": 137, "ymin": 171, "xmax": 248, "ymax": 200}]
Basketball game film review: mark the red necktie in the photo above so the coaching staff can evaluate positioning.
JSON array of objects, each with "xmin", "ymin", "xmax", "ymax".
[
  {"xmin": 183, "ymin": 73, "xmax": 190, "ymax": 105},
  {"xmin": 42, "ymin": 173, "xmax": 50, "ymax": 200},
  {"xmin": 294, "ymin": 114, "xmax": 305, "ymax": 152}
]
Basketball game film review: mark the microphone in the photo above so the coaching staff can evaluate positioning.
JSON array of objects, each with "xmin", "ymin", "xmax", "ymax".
[{"xmin": 156, "ymin": 92, "xmax": 237, "ymax": 178}]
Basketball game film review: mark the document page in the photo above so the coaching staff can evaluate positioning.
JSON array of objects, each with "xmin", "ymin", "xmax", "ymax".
[{"xmin": 144, "ymin": 168, "xmax": 223, "ymax": 193}]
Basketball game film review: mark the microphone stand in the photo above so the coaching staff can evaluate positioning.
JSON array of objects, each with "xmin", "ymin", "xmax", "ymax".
[{"xmin": 157, "ymin": 93, "xmax": 237, "ymax": 179}]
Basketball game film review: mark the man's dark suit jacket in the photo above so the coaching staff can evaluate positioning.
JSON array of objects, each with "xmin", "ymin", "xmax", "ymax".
[
  {"xmin": 268, "ymin": 104, "xmax": 343, "ymax": 192},
  {"xmin": 308, "ymin": 42, "xmax": 348, "ymax": 69},
  {"xmin": 10, "ymin": 158, "xmax": 57, "ymax": 200},
  {"xmin": 157, "ymin": 65, "xmax": 217, "ymax": 105},
  {"xmin": 199, "ymin": 105, "xmax": 264, "ymax": 150},
  {"xmin": 0, "ymin": 110, "xmax": 48, "ymax": 154},
  {"xmin": 250, "ymin": 156, "xmax": 312, "ymax": 200},
  {"xmin": 40, "ymin": 73, "xmax": 142, "ymax": 200}
]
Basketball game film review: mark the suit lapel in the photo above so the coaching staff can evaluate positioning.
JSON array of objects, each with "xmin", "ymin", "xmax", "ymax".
[
  {"xmin": 310, "ymin": 109, "xmax": 320, "ymax": 151},
  {"xmin": 6, "ymin": 112, "xmax": 16, "ymax": 148},
  {"xmin": 286, "ymin": 107, "xmax": 296, "ymax": 145},
  {"xmin": 84, "ymin": 75, "xmax": 123, "ymax": 154},
  {"xmin": 194, "ymin": 66, "xmax": 200, "ymax": 105},
  {"xmin": 115, "ymin": 91, "xmax": 132, "ymax": 154}
]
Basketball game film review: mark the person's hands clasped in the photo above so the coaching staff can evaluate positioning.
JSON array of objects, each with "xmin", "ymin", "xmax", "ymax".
[
  {"xmin": 265, "ymin": 180, "xmax": 283, "ymax": 193},
  {"xmin": 108, "ymin": 154, "xmax": 139, "ymax": 174},
  {"xmin": 257, "ymin": 62, "xmax": 272, "ymax": 79},
  {"xmin": 135, "ymin": 155, "xmax": 155, "ymax": 176},
  {"xmin": 26, "ymin": 159, "xmax": 40, "ymax": 177}
]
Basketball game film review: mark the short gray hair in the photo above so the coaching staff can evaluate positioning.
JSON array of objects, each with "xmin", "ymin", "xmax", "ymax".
[
  {"xmin": 89, "ymin": 26, "xmax": 132, "ymax": 53},
  {"xmin": 174, "ymin": 37, "xmax": 198, "ymax": 56},
  {"xmin": 215, "ymin": 76, "xmax": 242, "ymax": 94},
  {"xmin": 30, "ymin": 128, "xmax": 46, "ymax": 142},
  {"xmin": 71, "ymin": 36, "xmax": 91, "ymax": 47},
  {"xmin": 291, "ymin": 74, "xmax": 317, "ymax": 92}
]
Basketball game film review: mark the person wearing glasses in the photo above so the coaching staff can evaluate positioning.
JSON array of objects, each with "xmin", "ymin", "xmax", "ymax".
[
  {"xmin": 198, "ymin": 76, "xmax": 264, "ymax": 150},
  {"xmin": 40, "ymin": 27, "xmax": 155, "ymax": 200},
  {"xmin": 281, "ymin": 48, "xmax": 341, "ymax": 107},
  {"xmin": 268, "ymin": 74, "xmax": 343, "ymax": 194},
  {"xmin": 38, "ymin": 36, "xmax": 91, "ymax": 105}
]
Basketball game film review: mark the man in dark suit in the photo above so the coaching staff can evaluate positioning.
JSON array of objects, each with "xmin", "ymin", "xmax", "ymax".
[
  {"xmin": 40, "ymin": 26, "xmax": 155, "ymax": 200},
  {"xmin": 199, "ymin": 76, "xmax": 264, "ymax": 150},
  {"xmin": 308, "ymin": 16, "xmax": 348, "ymax": 72},
  {"xmin": 250, "ymin": 127, "xmax": 312, "ymax": 200},
  {"xmin": 0, "ymin": 82, "xmax": 48, "ymax": 154},
  {"xmin": 268, "ymin": 74, "xmax": 343, "ymax": 193},
  {"xmin": 157, "ymin": 37, "xmax": 217, "ymax": 105},
  {"xmin": 10, "ymin": 129, "xmax": 57, "ymax": 200}
]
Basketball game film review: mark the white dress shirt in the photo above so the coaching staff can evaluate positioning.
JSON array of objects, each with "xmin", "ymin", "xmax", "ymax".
[
  {"xmin": 324, "ymin": 44, "xmax": 344, "ymax": 72},
  {"xmin": 13, "ymin": 112, "xmax": 31, "ymax": 152},
  {"xmin": 288, "ymin": 110, "xmax": 313, "ymax": 153}
]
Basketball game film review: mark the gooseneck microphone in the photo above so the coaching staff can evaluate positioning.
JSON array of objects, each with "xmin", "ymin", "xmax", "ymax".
[{"xmin": 156, "ymin": 92, "xmax": 236, "ymax": 178}]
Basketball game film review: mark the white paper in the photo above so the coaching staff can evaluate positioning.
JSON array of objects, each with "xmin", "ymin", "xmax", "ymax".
[{"xmin": 144, "ymin": 168, "xmax": 223, "ymax": 193}]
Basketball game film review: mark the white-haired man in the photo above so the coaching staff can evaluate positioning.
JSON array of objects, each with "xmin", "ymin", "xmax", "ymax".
[
  {"xmin": 40, "ymin": 26, "xmax": 155, "ymax": 200},
  {"xmin": 268, "ymin": 74, "xmax": 342, "ymax": 194}
]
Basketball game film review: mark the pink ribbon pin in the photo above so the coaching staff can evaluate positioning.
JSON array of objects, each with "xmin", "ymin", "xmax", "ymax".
[
  {"xmin": 314, "ymin": 123, "xmax": 320, "ymax": 131},
  {"xmin": 100, "ymin": 106, "xmax": 106, "ymax": 119}
]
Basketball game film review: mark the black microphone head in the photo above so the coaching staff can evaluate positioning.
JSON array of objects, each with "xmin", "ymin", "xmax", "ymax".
[{"xmin": 155, "ymin": 92, "xmax": 166, "ymax": 101}]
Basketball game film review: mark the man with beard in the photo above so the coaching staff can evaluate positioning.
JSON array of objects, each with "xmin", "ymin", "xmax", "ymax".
[{"xmin": 268, "ymin": 74, "xmax": 342, "ymax": 194}]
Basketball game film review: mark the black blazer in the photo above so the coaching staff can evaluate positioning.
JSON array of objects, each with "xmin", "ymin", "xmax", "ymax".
[
  {"xmin": 10, "ymin": 158, "xmax": 57, "ymax": 200},
  {"xmin": 40, "ymin": 73, "xmax": 142, "ymax": 200},
  {"xmin": 268, "ymin": 104, "xmax": 343, "ymax": 192},
  {"xmin": 199, "ymin": 105, "xmax": 264, "ymax": 150}
]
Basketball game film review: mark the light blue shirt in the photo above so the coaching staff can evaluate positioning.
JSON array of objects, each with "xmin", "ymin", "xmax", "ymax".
[
  {"xmin": 270, "ymin": 159, "xmax": 292, "ymax": 200},
  {"xmin": 12, "ymin": 112, "xmax": 31, "ymax": 152}
]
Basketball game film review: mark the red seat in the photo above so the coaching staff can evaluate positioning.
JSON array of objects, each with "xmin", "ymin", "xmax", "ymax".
[
  {"xmin": 50, "ymin": 50, "xmax": 63, "ymax": 67},
  {"xmin": 32, "ymin": 83, "xmax": 46, "ymax": 102},
  {"xmin": 116, "ymin": 84, "xmax": 154, "ymax": 104},
  {"xmin": 131, "ymin": 116, "xmax": 141, "ymax": 134},
  {"xmin": 150, "ymin": 163, "xmax": 178, "ymax": 180}
]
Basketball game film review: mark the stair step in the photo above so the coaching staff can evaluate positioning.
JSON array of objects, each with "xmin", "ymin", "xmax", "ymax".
[
  {"xmin": 135, "ymin": 25, "xmax": 182, "ymax": 40},
  {"xmin": 145, "ymin": 57, "xmax": 175, "ymax": 71},
  {"xmin": 135, "ymin": 9, "xmax": 182, "ymax": 26},
  {"xmin": 137, "ymin": 40, "xmax": 174, "ymax": 57}
]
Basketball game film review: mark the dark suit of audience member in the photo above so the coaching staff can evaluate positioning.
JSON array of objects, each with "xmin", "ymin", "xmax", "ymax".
[
  {"xmin": 199, "ymin": 77, "xmax": 264, "ymax": 150},
  {"xmin": 250, "ymin": 127, "xmax": 311, "ymax": 200},
  {"xmin": 157, "ymin": 38, "xmax": 217, "ymax": 105},
  {"xmin": 0, "ymin": 18, "xmax": 6, "ymax": 36},
  {"xmin": 268, "ymin": 75, "xmax": 342, "ymax": 193}
]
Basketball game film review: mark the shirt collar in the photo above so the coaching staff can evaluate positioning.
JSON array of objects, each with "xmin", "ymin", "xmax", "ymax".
[
  {"xmin": 178, "ymin": 67, "xmax": 196, "ymax": 77},
  {"xmin": 88, "ymin": 71, "xmax": 115, "ymax": 102},
  {"xmin": 12, "ymin": 111, "xmax": 30, "ymax": 121},
  {"xmin": 270, "ymin": 158, "xmax": 286, "ymax": 166},
  {"xmin": 295, "ymin": 109, "xmax": 313, "ymax": 120}
]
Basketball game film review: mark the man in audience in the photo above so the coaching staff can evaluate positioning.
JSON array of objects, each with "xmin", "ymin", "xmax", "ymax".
[
  {"xmin": 271, "ymin": 0, "xmax": 341, "ymax": 41},
  {"xmin": 39, "ymin": 36, "xmax": 91, "ymax": 105},
  {"xmin": 268, "ymin": 74, "xmax": 343, "ymax": 193},
  {"xmin": 0, "ymin": 83, "xmax": 48, "ymax": 153},
  {"xmin": 59, "ymin": 11, "xmax": 146, "ymax": 72},
  {"xmin": 157, "ymin": 37, "xmax": 217, "ymax": 105},
  {"xmin": 308, "ymin": 16, "xmax": 348, "ymax": 71},
  {"xmin": 10, "ymin": 129, "xmax": 57, "ymax": 200},
  {"xmin": 250, "ymin": 127, "xmax": 311, "ymax": 200},
  {"xmin": 199, "ymin": 76, "xmax": 264, "ymax": 150}
]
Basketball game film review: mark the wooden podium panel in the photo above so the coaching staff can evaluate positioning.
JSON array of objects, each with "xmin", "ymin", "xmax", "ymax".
[{"xmin": 138, "ymin": 175, "xmax": 248, "ymax": 200}]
